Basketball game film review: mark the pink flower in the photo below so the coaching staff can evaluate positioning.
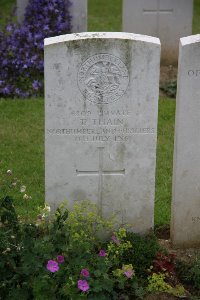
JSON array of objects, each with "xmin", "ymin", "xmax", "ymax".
[
  {"xmin": 81, "ymin": 268, "xmax": 90, "ymax": 277},
  {"xmin": 111, "ymin": 235, "xmax": 120, "ymax": 245},
  {"xmin": 124, "ymin": 270, "xmax": 134, "ymax": 278},
  {"xmin": 99, "ymin": 249, "xmax": 106, "ymax": 257},
  {"xmin": 77, "ymin": 279, "xmax": 89, "ymax": 292},
  {"xmin": 57, "ymin": 255, "xmax": 64, "ymax": 264},
  {"xmin": 46, "ymin": 260, "xmax": 59, "ymax": 273}
]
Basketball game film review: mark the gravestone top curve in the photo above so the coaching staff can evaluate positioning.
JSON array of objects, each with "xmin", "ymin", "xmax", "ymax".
[
  {"xmin": 44, "ymin": 32, "xmax": 160, "ymax": 46},
  {"xmin": 180, "ymin": 34, "xmax": 200, "ymax": 46}
]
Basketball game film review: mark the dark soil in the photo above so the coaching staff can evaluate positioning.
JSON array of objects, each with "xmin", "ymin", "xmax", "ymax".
[
  {"xmin": 144, "ymin": 293, "xmax": 181, "ymax": 300},
  {"xmin": 160, "ymin": 65, "xmax": 178, "ymax": 86},
  {"xmin": 159, "ymin": 65, "xmax": 178, "ymax": 98},
  {"xmin": 155, "ymin": 225, "xmax": 200, "ymax": 265}
]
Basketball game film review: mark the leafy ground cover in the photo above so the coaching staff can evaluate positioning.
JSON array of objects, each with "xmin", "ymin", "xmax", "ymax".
[{"xmin": 1, "ymin": 196, "xmax": 199, "ymax": 299}]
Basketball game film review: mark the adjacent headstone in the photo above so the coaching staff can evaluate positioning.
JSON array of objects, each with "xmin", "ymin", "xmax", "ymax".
[
  {"xmin": 171, "ymin": 34, "xmax": 200, "ymax": 247},
  {"xmin": 17, "ymin": 0, "xmax": 87, "ymax": 33},
  {"xmin": 44, "ymin": 32, "xmax": 160, "ymax": 233},
  {"xmin": 122, "ymin": 0, "xmax": 193, "ymax": 64}
]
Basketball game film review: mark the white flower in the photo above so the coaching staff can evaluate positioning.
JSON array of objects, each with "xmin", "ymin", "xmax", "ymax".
[
  {"xmin": 20, "ymin": 185, "xmax": 26, "ymax": 193},
  {"xmin": 12, "ymin": 182, "xmax": 17, "ymax": 187},
  {"xmin": 6, "ymin": 170, "xmax": 12, "ymax": 175},
  {"xmin": 41, "ymin": 204, "xmax": 51, "ymax": 219},
  {"xmin": 23, "ymin": 194, "xmax": 29, "ymax": 200},
  {"xmin": 45, "ymin": 205, "xmax": 51, "ymax": 213}
]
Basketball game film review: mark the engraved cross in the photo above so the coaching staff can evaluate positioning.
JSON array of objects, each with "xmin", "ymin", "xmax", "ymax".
[
  {"xmin": 76, "ymin": 147, "xmax": 125, "ymax": 215},
  {"xmin": 143, "ymin": 0, "xmax": 173, "ymax": 36}
]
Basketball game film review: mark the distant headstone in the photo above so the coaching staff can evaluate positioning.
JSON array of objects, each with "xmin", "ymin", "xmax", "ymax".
[
  {"xmin": 69, "ymin": 0, "xmax": 87, "ymax": 33},
  {"xmin": 171, "ymin": 34, "xmax": 200, "ymax": 247},
  {"xmin": 17, "ymin": 0, "xmax": 28, "ymax": 23},
  {"xmin": 122, "ymin": 0, "xmax": 193, "ymax": 64},
  {"xmin": 17, "ymin": 0, "xmax": 87, "ymax": 33},
  {"xmin": 44, "ymin": 32, "xmax": 160, "ymax": 233}
]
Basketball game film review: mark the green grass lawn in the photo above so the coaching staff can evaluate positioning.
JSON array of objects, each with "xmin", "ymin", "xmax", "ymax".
[
  {"xmin": 155, "ymin": 98, "xmax": 175, "ymax": 227},
  {"xmin": 1, "ymin": 0, "xmax": 199, "ymax": 226},
  {"xmin": 88, "ymin": 0, "xmax": 122, "ymax": 32},
  {"xmin": 0, "ymin": 0, "xmax": 16, "ymax": 28},
  {"xmin": 193, "ymin": 0, "xmax": 200, "ymax": 34},
  {"xmin": 0, "ymin": 99, "xmax": 44, "ymax": 219}
]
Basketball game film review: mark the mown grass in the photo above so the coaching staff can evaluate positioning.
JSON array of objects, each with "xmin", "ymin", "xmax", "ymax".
[
  {"xmin": 88, "ymin": 0, "xmax": 122, "ymax": 32},
  {"xmin": 0, "ymin": 0, "xmax": 16, "ymax": 28},
  {"xmin": 0, "ymin": 99, "xmax": 44, "ymax": 219},
  {"xmin": 155, "ymin": 98, "xmax": 176, "ymax": 226},
  {"xmin": 193, "ymin": 0, "xmax": 200, "ymax": 34}
]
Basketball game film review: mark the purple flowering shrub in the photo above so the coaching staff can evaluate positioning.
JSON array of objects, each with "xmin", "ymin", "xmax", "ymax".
[{"xmin": 0, "ymin": 0, "xmax": 71, "ymax": 98}]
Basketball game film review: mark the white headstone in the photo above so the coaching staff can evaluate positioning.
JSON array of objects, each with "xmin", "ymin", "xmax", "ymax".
[
  {"xmin": 171, "ymin": 34, "xmax": 200, "ymax": 247},
  {"xmin": 69, "ymin": 0, "xmax": 87, "ymax": 33},
  {"xmin": 17, "ymin": 0, "xmax": 87, "ymax": 33},
  {"xmin": 44, "ymin": 32, "xmax": 160, "ymax": 233},
  {"xmin": 122, "ymin": 0, "xmax": 193, "ymax": 64},
  {"xmin": 17, "ymin": 0, "xmax": 28, "ymax": 23}
]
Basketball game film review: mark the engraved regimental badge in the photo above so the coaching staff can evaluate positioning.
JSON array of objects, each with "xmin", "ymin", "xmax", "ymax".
[{"xmin": 78, "ymin": 54, "xmax": 129, "ymax": 104}]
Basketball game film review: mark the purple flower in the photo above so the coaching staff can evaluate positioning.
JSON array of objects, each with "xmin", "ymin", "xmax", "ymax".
[
  {"xmin": 43, "ymin": 25, "xmax": 49, "ymax": 31},
  {"xmin": 57, "ymin": 255, "xmax": 64, "ymax": 264},
  {"xmin": 2, "ymin": 59, "xmax": 8, "ymax": 66},
  {"xmin": 3, "ymin": 86, "xmax": 11, "ymax": 95},
  {"xmin": 124, "ymin": 270, "xmax": 134, "ymax": 278},
  {"xmin": 80, "ymin": 268, "xmax": 90, "ymax": 277},
  {"xmin": 46, "ymin": 260, "xmax": 59, "ymax": 273},
  {"xmin": 6, "ymin": 24, "xmax": 13, "ymax": 32},
  {"xmin": 77, "ymin": 280, "xmax": 89, "ymax": 292},
  {"xmin": 111, "ymin": 235, "xmax": 121, "ymax": 245},
  {"xmin": 0, "ymin": 0, "xmax": 71, "ymax": 98},
  {"xmin": 15, "ymin": 88, "xmax": 21, "ymax": 95},
  {"xmin": 32, "ymin": 80, "xmax": 41, "ymax": 90},
  {"xmin": 99, "ymin": 249, "xmax": 106, "ymax": 257}
]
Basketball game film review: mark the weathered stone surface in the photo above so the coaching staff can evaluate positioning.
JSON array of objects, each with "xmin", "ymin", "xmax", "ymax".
[
  {"xmin": 69, "ymin": 0, "xmax": 87, "ymax": 33},
  {"xmin": 122, "ymin": 0, "xmax": 193, "ymax": 64},
  {"xmin": 45, "ymin": 32, "xmax": 160, "ymax": 233},
  {"xmin": 17, "ymin": 0, "xmax": 87, "ymax": 33},
  {"xmin": 17, "ymin": 0, "xmax": 28, "ymax": 23},
  {"xmin": 171, "ymin": 34, "xmax": 200, "ymax": 247}
]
